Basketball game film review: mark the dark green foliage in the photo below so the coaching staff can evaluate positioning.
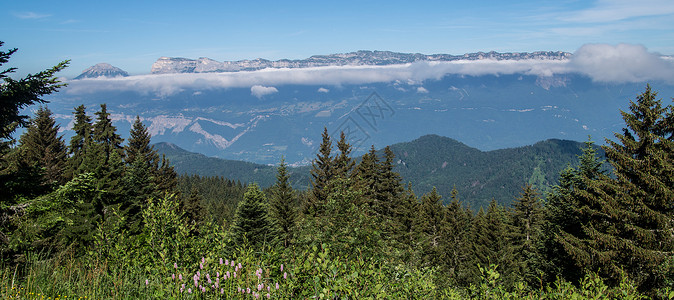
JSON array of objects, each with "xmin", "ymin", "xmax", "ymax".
[
  {"xmin": 92, "ymin": 104, "xmax": 124, "ymax": 163},
  {"xmin": 181, "ymin": 186, "xmax": 206, "ymax": 230},
  {"xmin": 555, "ymin": 85, "xmax": 674, "ymax": 293},
  {"xmin": 67, "ymin": 105, "xmax": 92, "ymax": 179},
  {"xmin": 230, "ymin": 183, "xmax": 272, "ymax": 248},
  {"xmin": 416, "ymin": 187, "xmax": 446, "ymax": 267},
  {"xmin": 0, "ymin": 41, "xmax": 68, "ymax": 205},
  {"xmin": 439, "ymin": 187, "xmax": 473, "ymax": 286},
  {"xmin": 269, "ymin": 157, "xmax": 296, "ymax": 247},
  {"xmin": 177, "ymin": 174, "xmax": 246, "ymax": 226},
  {"xmin": 510, "ymin": 184, "xmax": 544, "ymax": 286},
  {"xmin": 333, "ymin": 131, "xmax": 355, "ymax": 179},
  {"xmin": 470, "ymin": 200, "xmax": 515, "ymax": 287},
  {"xmin": 0, "ymin": 41, "xmax": 68, "ymax": 143},
  {"xmin": 17, "ymin": 106, "xmax": 68, "ymax": 188},
  {"xmin": 305, "ymin": 127, "xmax": 333, "ymax": 216}
]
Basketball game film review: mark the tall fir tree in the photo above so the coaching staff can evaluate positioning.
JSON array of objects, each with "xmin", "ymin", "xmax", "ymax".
[
  {"xmin": 470, "ymin": 199, "xmax": 515, "ymax": 287},
  {"xmin": 269, "ymin": 157, "xmax": 296, "ymax": 247},
  {"xmin": 510, "ymin": 184, "xmax": 544, "ymax": 286},
  {"xmin": 305, "ymin": 127, "xmax": 333, "ymax": 216},
  {"xmin": 230, "ymin": 183, "xmax": 272, "ymax": 248},
  {"xmin": 92, "ymin": 104, "xmax": 124, "ymax": 164},
  {"xmin": 17, "ymin": 106, "xmax": 68, "ymax": 188},
  {"xmin": 556, "ymin": 85, "xmax": 674, "ymax": 293},
  {"xmin": 439, "ymin": 187, "xmax": 473, "ymax": 286},
  {"xmin": 416, "ymin": 187, "xmax": 446, "ymax": 267},
  {"xmin": 67, "ymin": 105, "xmax": 92, "ymax": 179},
  {"xmin": 333, "ymin": 131, "xmax": 355, "ymax": 179}
]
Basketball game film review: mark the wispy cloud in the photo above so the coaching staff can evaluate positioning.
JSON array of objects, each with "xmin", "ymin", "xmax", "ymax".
[
  {"xmin": 64, "ymin": 43, "xmax": 674, "ymax": 97},
  {"xmin": 560, "ymin": 0, "xmax": 674, "ymax": 23},
  {"xmin": 14, "ymin": 11, "xmax": 51, "ymax": 20}
]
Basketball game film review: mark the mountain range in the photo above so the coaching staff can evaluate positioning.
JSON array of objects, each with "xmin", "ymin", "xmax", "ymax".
[
  {"xmin": 149, "ymin": 50, "xmax": 572, "ymax": 74},
  {"xmin": 74, "ymin": 63, "xmax": 129, "ymax": 79},
  {"xmin": 156, "ymin": 134, "xmax": 600, "ymax": 208}
]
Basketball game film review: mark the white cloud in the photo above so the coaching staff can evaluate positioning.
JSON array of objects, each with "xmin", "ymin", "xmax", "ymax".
[
  {"xmin": 317, "ymin": 87, "xmax": 329, "ymax": 93},
  {"xmin": 416, "ymin": 86, "xmax": 429, "ymax": 93},
  {"xmin": 14, "ymin": 11, "xmax": 51, "ymax": 19},
  {"xmin": 63, "ymin": 43, "xmax": 674, "ymax": 97},
  {"xmin": 560, "ymin": 0, "xmax": 674, "ymax": 23},
  {"xmin": 250, "ymin": 85, "xmax": 278, "ymax": 98}
]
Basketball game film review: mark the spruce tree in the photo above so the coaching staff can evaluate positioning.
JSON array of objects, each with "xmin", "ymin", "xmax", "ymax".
[
  {"xmin": 556, "ymin": 85, "xmax": 674, "ymax": 292},
  {"xmin": 416, "ymin": 187, "xmax": 445, "ymax": 267},
  {"xmin": 333, "ymin": 131, "xmax": 355, "ymax": 179},
  {"xmin": 230, "ymin": 183, "xmax": 272, "ymax": 248},
  {"xmin": 305, "ymin": 127, "xmax": 333, "ymax": 216},
  {"xmin": 181, "ymin": 186, "xmax": 207, "ymax": 231},
  {"xmin": 439, "ymin": 187, "xmax": 473, "ymax": 286},
  {"xmin": 470, "ymin": 199, "xmax": 515, "ymax": 286},
  {"xmin": 17, "ymin": 106, "xmax": 68, "ymax": 188},
  {"xmin": 510, "ymin": 184, "xmax": 544, "ymax": 286},
  {"xmin": 269, "ymin": 157, "xmax": 296, "ymax": 247},
  {"xmin": 92, "ymin": 104, "xmax": 124, "ymax": 164},
  {"xmin": 67, "ymin": 105, "xmax": 92, "ymax": 178}
]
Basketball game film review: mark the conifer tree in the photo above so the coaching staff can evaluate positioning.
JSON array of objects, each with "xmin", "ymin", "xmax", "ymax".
[
  {"xmin": 556, "ymin": 85, "xmax": 674, "ymax": 292},
  {"xmin": 181, "ymin": 186, "xmax": 207, "ymax": 231},
  {"xmin": 416, "ymin": 187, "xmax": 445, "ymax": 267},
  {"xmin": 305, "ymin": 127, "xmax": 333, "ymax": 216},
  {"xmin": 155, "ymin": 154, "xmax": 178, "ymax": 194},
  {"xmin": 230, "ymin": 183, "xmax": 272, "ymax": 248},
  {"xmin": 17, "ymin": 106, "xmax": 68, "ymax": 188},
  {"xmin": 67, "ymin": 105, "xmax": 92, "ymax": 178},
  {"xmin": 470, "ymin": 199, "xmax": 515, "ymax": 286},
  {"xmin": 353, "ymin": 146, "xmax": 380, "ymax": 210},
  {"xmin": 510, "ymin": 184, "xmax": 544, "ymax": 285},
  {"xmin": 269, "ymin": 157, "xmax": 296, "ymax": 247},
  {"xmin": 92, "ymin": 104, "xmax": 124, "ymax": 164},
  {"xmin": 439, "ymin": 187, "xmax": 473, "ymax": 286},
  {"xmin": 333, "ymin": 131, "xmax": 355, "ymax": 179}
]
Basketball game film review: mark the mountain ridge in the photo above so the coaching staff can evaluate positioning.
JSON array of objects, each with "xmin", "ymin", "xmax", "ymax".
[
  {"xmin": 74, "ymin": 63, "xmax": 129, "ymax": 79},
  {"xmin": 151, "ymin": 50, "xmax": 572, "ymax": 74},
  {"xmin": 156, "ymin": 134, "xmax": 598, "ymax": 209}
]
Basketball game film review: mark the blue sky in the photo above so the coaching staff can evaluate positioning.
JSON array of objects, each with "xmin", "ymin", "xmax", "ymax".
[{"xmin": 2, "ymin": 0, "xmax": 673, "ymax": 78}]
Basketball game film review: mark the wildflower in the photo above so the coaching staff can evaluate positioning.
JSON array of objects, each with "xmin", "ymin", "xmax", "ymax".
[
  {"xmin": 281, "ymin": 264, "xmax": 283, "ymax": 272},
  {"xmin": 179, "ymin": 274, "xmax": 183, "ymax": 281},
  {"xmin": 225, "ymin": 259, "xmax": 229, "ymax": 265},
  {"xmin": 258, "ymin": 284, "xmax": 262, "ymax": 291},
  {"xmin": 226, "ymin": 271, "xmax": 230, "ymax": 278},
  {"xmin": 217, "ymin": 271, "xmax": 220, "ymax": 278},
  {"xmin": 247, "ymin": 287, "xmax": 251, "ymax": 294},
  {"xmin": 238, "ymin": 263, "xmax": 242, "ymax": 269},
  {"xmin": 197, "ymin": 271, "xmax": 201, "ymax": 277},
  {"xmin": 234, "ymin": 272, "xmax": 237, "ymax": 278},
  {"xmin": 201, "ymin": 286, "xmax": 206, "ymax": 293},
  {"xmin": 219, "ymin": 258, "xmax": 223, "ymax": 265},
  {"xmin": 238, "ymin": 287, "xmax": 241, "ymax": 293},
  {"xmin": 172, "ymin": 273, "xmax": 175, "ymax": 280},
  {"xmin": 230, "ymin": 260, "xmax": 235, "ymax": 267},
  {"xmin": 221, "ymin": 288, "xmax": 224, "ymax": 294},
  {"xmin": 283, "ymin": 272, "xmax": 287, "ymax": 279},
  {"xmin": 180, "ymin": 287, "xmax": 184, "ymax": 293},
  {"xmin": 188, "ymin": 288, "xmax": 192, "ymax": 294},
  {"xmin": 174, "ymin": 262, "xmax": 178, "ymax": 269},
  {"xmin": 200, "ymin": 263, "xmax": 204, "ymax": 270},
  {"xmin": 145, "ymin": 279, "xmax": 149, "ymax": 286},
  {"xmin": 267, "ymin": 293, "xmax": 271, "ymax": 299},
  {"xmin": 202, "ymin": 257, "xmax": 206, "ymax": 264},
  {"xmin": 267, "ymin": 285, "xmax": 270, "ymax": 292}
]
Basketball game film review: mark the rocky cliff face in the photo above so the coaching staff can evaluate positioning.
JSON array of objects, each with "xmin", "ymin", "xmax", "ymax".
[
  {"xmin": 74, "ymin": 63, "xmax": 129, "ymax": 79},
  {"xmin": 150, "ymin": 50, "xmax": 572, "ymax": 74}
]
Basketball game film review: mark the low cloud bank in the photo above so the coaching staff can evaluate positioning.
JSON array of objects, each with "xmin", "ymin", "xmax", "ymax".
[{"xmin": 65, "ymin": 43, "xmax": 674, "ymax": 96}]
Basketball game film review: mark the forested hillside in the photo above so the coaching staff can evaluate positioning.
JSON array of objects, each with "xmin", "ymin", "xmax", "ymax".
[
  {"xmin": 1, "ymin": 44, "xmax": 672, "ymax": 298},
  {"xmin": 159, "ymin": 135, "xmax": 600, "ymax": 209}
]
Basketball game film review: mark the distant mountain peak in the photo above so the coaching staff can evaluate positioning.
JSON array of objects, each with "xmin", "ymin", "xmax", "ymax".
[
  {"xmin": 74, "ymin": 63, "xmax": 129, "ymax": 79},
  {"xmin": 150, "ymin": 50, "xmax": 572, "ymax": 74}
]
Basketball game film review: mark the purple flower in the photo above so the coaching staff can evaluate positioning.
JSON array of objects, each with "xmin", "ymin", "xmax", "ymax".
[
  {"xmin": 174, "ymin": 262, "xmax": 178, "ymax": 269},
  {"xmin": 219, "ymin": 258, "xmax": 223, "ymax": 265},
  {"xmin": 221, "ymin": 288, "xmax": 224, "ymax": 294},
  {"xmin": 188, "ymin": 288, "xmax": 192, "ymax": 294},
  {"xmin": 238, "ymin": 287, "xmax": 241, "ymax": 293},
  {"xmin": 179, "ymin": 274, "xmax": 183, "ymax": 281},
  {"xmin": 230, "ymin": 261, "xmax": 235, "ymax": 267},
  {"xmin": 276, "ymin": 282, "xmax": 279, "ymax": 290},
  {"xmin": 283, "ymin": 272, "xmax": 287, "ymax": 279},
  {"xmin": 197, "ymin": 271, "xmax": 201, "ymax": 277},
  {"xmin": 281, "ymin": 264, "xmax": 284, "ymax": 272},
  {"xmin": 145, "ymin": 279, "xmax": 149, "ymax": 286},
  {"xmin": 202, "ymin": 257, "xmax": 206, "ymax": 264},
  {"xmin": 200, "ymin": 263, "xmax": 204, "ymax": 270},
  {"xmin": 267, "ymin": 286, "xmax": 270, "ymax": 292},
  {"xmin": 258, "ymin": 284, "xmax": 262, "ymax": 291},
  {"xmin": 217, "ymin": 271, "xmax": 220, "ymax": 278},
  {"xmin": 267, "ymin": 293, "xmax": 271, "ymax": 299},
  {"xmin": 247, "ymin": 287, "xmax": 251, "ymax": 294},
  {"xmin": 238, "ymin": 263, "xmax": 242, "ymax": 269},
  {"xmin": 172, "ymin": 273, "xmax": 175, "ymax": 280},
  {"xmin": 225, "ymin": 259, "xmax": 229, "ymax": 265},
  {"xmin": 234, "ymin": 272, "xmax": 237, "ymax": 278}
]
